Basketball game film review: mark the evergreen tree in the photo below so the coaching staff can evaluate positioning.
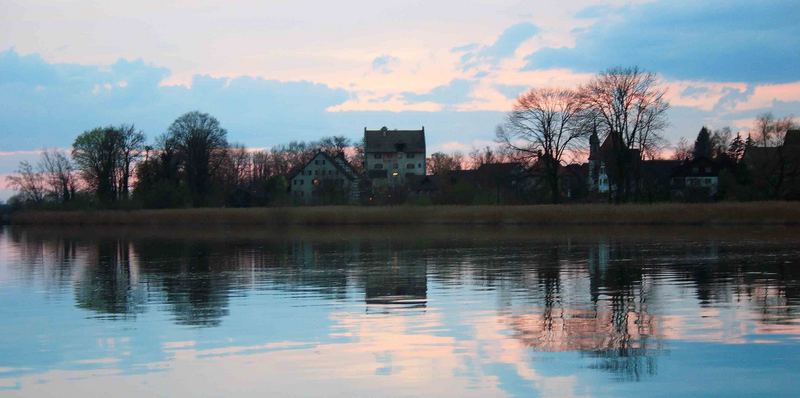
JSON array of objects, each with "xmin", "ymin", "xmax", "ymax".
[
  {"xmin": 727, "ymin": 133, "xmax": 745, "ymax": 162},
  {"xmin": 693, "ymin": 127, "xmax": 712, "ymax": 159}
]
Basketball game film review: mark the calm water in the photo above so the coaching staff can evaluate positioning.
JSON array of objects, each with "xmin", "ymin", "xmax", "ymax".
[{"xmin": 1, "ymin": 225, "xmax": 799, "ymax": 397}]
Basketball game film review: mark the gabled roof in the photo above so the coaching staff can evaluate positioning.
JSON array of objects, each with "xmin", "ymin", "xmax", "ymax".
[
  {"xmin": 364, "ymin": 127, "xmax": 426, "ymax": 153},
  {"xmin": 289, "ymin": 151, "xmax": 359, "ymax": 180},
  {"xmin": 785, "ymin": 130, "xmax": 800, "ymax": 147},
  {"xmin": 671, "ymin": 157, "xmax": 720, "ymax": 178}
]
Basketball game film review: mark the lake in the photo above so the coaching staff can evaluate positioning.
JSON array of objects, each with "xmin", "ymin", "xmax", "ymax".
[{"xmin": 1, "ymin": 225, "xmax": 799, "ymax": 397}]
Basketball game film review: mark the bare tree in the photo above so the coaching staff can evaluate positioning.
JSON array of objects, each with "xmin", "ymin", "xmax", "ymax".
[
  {"xmin": 579, "ymin": 66, "xmax": 669, "ymax": 201},
  {"xmin": 427, "ymin": 152, "xmax": 464, "ymax": 175},
  {"xmin": 671, "ymin": 137, "xmax": 692, "ymax": 161},
  {"xmin": 753, "ymin": 112, "xmax": 796, "ymax": 147},
  {"xmin": 317, "ymin": 136, "xmax": 350, "ymax": 158},
  {"xmin": 750, "ymin": 113, "xmax": 798, "ymax": 198},
  {"xmin": 39, "ymin": 149, "xmax": 76, "ymax": 203},
  {"xmin": 497, "ymin": 88, "xmax": 586, "ymax": 203},
  {"xmin": 6, "ymin": 161, "xmax": 45, "ymax": 204},
  {"xmin": 116, "ymin": 125, "xmax": 145, "ymax": 199}
]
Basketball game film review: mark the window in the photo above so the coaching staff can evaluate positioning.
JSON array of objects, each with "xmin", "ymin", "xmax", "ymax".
[
  {"xmin": 407, "ymin": 153, "xmax": 415, "ymax": 159},
  {"xmin": 314, "ymin": 160, "xmax": 318, "ymax": 165},
  {"xmin": 322, "ymin": 160, "xmax": 326, "ymax": 165},
  {"xmin": 300, "ymin": 179, "xmax": 304, "ymax": 185},
  {"xmin": 307, "ymin": 170, "xmax": 312, "ymax": 176},
  {"xmin": 406, "ymin": 163, "xmax": 414, "ymax": 169},
  {"xmin": 375, "ymin": 163, "xmax": 383, "ymax": 169},
  {"xmin": 418, "ymin": 163, "xmax": 422, "ymax": 168},
  {"xmin": 315, "ymin": 170, "xmax": 318, "ymax": 175},
  {"xmin": 393, "ymin": 163, "xmax": 398, "ymax": 169},
  {"xmin": 374, "ymin": 153, "xmax": 382, "ymax": 159},
  {"xmin": 293, "ymin": 180, "xmax": 297, "ymax": 185}
]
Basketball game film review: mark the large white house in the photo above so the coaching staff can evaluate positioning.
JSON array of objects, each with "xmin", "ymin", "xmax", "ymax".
[
  {"xmin": 289, "ymin": 151, "xmax": 360, "ymax": 204},
  {"xmin": 364, "ymin": 127, "xmax": 426, "ymax": 187}
]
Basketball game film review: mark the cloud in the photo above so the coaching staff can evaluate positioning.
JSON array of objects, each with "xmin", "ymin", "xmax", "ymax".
[
  {"xmin": 525, "ymin": 0, "xmax": 800, "ymax": 83},
  {"xmin": 0, "ymin": 49, "xmax": 350, "ymax": 150},
  {"xmin": 371, "ymin": 55, "xmax": 399, "ymax": 74},
  {"xmin": 401, "ymin": 79, "xmax": 476, "ymax": 107},
  {"xmin": 455, "ymin": 22, "xmax": 540, "ymax": 70}
]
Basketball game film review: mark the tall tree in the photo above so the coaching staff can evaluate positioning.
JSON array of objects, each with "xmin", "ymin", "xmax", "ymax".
[
  {"xmin": 39, "ymin": 149, "xmax": 76, "ymax": 203},
  {"xmin": 72, "ymin": 127, "xmax": 122, "ymax": 203},
  {"xmin": 693, "ymin": 127, "xmax": 712, "ymax": 159},
  {"xmin": 579, "ymin": 66, "xmax": 669, "ymax": 201},
  {"xmin": 116, "ymin": 125, "xmax": 146, "ymax": 198},
  {"xmin": 727, "ymin": 133, "xmax": 745, "ymax": 162},
  {"xmin": 497, "ymin": 88, "xmax": 586, "ymax": 203},
  {"xmin": 165, "ymin": 111, "xmax": 229, "ymax": 206}
]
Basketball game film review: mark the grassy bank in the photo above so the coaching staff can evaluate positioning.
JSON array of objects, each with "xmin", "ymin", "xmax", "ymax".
[{"xmin": 8, "ymin": 202, "xmax": 800, "ymax": 226}]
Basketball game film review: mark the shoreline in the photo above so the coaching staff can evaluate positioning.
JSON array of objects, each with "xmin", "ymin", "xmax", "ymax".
[{"xmin": 8, "ymin": 202, "xmax": 800, "ymax": 226}]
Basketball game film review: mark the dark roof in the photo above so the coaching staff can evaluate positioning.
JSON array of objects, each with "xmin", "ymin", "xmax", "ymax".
[
  {"xmin": 642, "ymin": 160, "xmax": 682, "ymax": 179},
  {"xmin": 785, "ymin": 130, "xmax": 800, "ymax": 147},
  {"xmin": 671, "ymin": 157, "xmax": 720, "ymax": 178},
  {"xmin": 288, "ymin": 151, "xmax": 359, "ymax": 180},
  {"xmin": 364, "ymin": 127, "xmax": 425, "ymax": 153},
  {"xmin": 476, "ymin": 162, "xmax": 523, "ymax": 178}
]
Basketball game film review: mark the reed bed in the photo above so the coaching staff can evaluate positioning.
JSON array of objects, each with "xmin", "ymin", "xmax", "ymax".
[{"xmin": 10, "ymin": 202, "xmax": 800, "ymax": 226}]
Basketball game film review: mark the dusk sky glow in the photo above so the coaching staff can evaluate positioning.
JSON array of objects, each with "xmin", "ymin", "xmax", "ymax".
[{"xmin": 0, "ymin": 0, "xmax": 799, "ymax": 198}]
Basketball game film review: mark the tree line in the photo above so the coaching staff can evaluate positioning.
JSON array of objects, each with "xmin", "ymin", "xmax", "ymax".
[
  {"xmin": 7, "ymin": 111, "xmax": 363, "ymax": 209},
  {"xmin": 6, "ymin": 66, "xmax": 798, "ymax": 208}
]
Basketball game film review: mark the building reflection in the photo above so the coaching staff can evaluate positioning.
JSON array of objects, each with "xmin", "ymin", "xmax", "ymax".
[{"xmin": 5, "ymin": 226, "xmax": 800, "ymax": 381}]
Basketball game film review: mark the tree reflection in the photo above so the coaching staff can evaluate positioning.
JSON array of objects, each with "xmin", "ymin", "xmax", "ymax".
[{"xmin": 5, "ymin": 226, "xmax": 800, "ymax": 382}]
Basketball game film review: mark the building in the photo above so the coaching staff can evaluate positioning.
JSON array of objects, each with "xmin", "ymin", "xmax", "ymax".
[
  {"xmin": 743, "ymin": 129, "xmax": 800, "ymax": 199},
  {"xmin": 364, "ymin": 127, "xmax": 426, "ymax": 187},
  {"xmin": 289, "ymin": 151, "xmax": 360, "ymax": 204},
  {"xmin": 407, "ymin": 162, "xmax": 529, "ymax": 204},
  {"xmin": 586, "ymin": 130, "xmax": 611, "ymax": 194},
  {"xmin": 670, "ymin": 157, "xmax": 721, "ymax": 201}
]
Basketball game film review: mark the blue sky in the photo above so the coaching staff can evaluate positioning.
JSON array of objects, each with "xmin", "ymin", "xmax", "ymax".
[{"xmin": 1, "ymin": 0, "xmax": 799, "ymax": 198}]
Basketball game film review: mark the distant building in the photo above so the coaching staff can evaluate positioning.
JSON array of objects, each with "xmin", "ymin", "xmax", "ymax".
[
  {"xmin": 289, "ymin": 151, "xmax": 360, "ymax": 204},
  {"xmin": 407, "ymin": 162, "xmax": 529, "ymax": 204},
  {"xmin": 743, "ymin": 129, "xmax": 800, "ymax": 199},
  {"xmin": 364, "ymin": 127, "xmax": 426, "ymax": 187},
  {"xmin": 587, "ymin": 130, "xmax": 610, "ymax": 194},
  {"xmin": 670, "ymin": 157, "xmax": 721, "ymax": 201}
]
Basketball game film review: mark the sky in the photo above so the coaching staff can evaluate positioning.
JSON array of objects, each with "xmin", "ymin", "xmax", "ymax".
[{"xmin": 1, "ymin": 0, "xmax": 799, "ymax": 199}]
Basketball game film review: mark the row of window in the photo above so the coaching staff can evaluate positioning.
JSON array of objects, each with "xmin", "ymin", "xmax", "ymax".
[
  {"xmin": 304, "ymin": 169, "xmax": 340, "ymax": 176},
  {"xmin": 374, "ymin": 163, "xmax": 423, "ymax": 170},
  {"xmin": 373, "ymin": 153, "xmax": 417, "ymax": 159},
  {"xmin": 293, "ymin": 178, "xmax": 348, "ymax": 186}
]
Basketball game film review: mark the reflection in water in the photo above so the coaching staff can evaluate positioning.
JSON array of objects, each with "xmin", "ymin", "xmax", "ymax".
[{"xmin": 1, "ymin": 226, "xmax": 800, "ymax": 396}]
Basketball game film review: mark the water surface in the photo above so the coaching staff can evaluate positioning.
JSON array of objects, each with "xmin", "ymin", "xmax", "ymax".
[{"xmin": 1, "ymin": 226, "xmax": 799, "ymax": 397}]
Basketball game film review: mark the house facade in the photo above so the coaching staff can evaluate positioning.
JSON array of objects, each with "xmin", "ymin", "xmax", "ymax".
[
  {"xmin": 364, "ymin": 127, "xmax": 426, "ymax": 187},
  {"xmin": 289, "ymin": 151, "xmax": 360, "ymax": 204},
  {"xmin": 586, "ymin": 130, "xmax": 610, "ymax": 194},
  {"xmin": 670, "ymin": 157, "xmax": 721, "ymax": 200}
]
